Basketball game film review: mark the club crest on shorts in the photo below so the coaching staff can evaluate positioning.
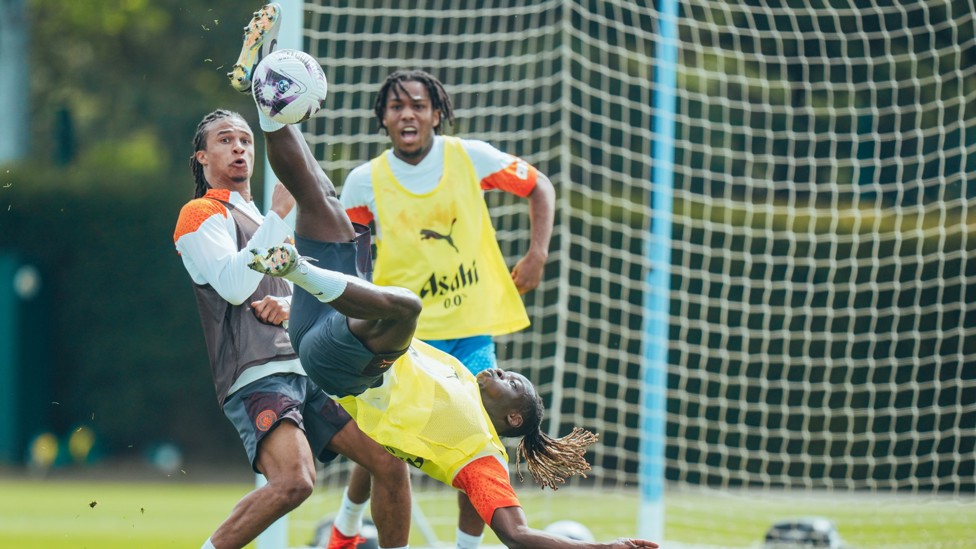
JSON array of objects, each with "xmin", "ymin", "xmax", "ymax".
[{"xmin": 255, "ymin": 409, "xmax": 278, "ymax": 431}]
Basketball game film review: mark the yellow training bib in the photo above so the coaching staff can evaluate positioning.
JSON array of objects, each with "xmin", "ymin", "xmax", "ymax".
[
  {"xmin": 335, "ymin": 340, "xmax": 508, "ymax": 485},
  {"xmin": 370, "ymin": 137, "xmax": 529, "ymax": 339}
]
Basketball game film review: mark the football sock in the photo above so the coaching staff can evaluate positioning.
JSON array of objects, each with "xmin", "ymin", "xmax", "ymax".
[
  {"xmin": 257, "ymin": 108, "xmax": 285, "ymax": 133},
  {"xmin": 333, "ymin": 486, "xmax": 368, "ymax": 536},
  {"xmin": 455, "ymin": 528, "xmax": 484, "ymax": 549},
  {"xmin": 281, "ymin": 262, "xmax": 349, "ymax": 303},
  {"xmin": 201, "ymin": 539, "xmax": 216, "ymax": 549}
]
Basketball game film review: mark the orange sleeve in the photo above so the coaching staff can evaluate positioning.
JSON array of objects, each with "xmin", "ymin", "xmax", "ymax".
[
  {"xmin": 173, "ymin": 198, "xmax": 228, "ymax": 243},
  {"xmin": 480, "ymin": 159, "xmax": 538, "ymax": 197},
  {"xmin": 452, "ymin": 456, "xmax": 521, "ymax": 526},
  {"xmin": 345, "ymin": 205, "xmax": 374, "ymax": 227}
]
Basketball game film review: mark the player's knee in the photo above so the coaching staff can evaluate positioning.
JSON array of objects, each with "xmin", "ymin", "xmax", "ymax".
[
  {"xmin": 357, "ymin": 443, "xmax": 408, "ymax": 482},
  {"xmin": 277, "ymin": 474, "xmax": 315, "ymax": 508},
  {"xmin": 371, "ymin": 451, "xmax": 409, "ymax": 482},
  {"xmin": 387, "ymin": 286, "xmax": 422, "ymax": 320}
]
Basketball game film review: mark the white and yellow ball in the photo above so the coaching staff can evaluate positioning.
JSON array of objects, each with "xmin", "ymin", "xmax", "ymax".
[
  {"xmin": 544, "ymin": 520, "xmax": 596, "ymax": 542},
  {"xmin": 252, "ymin": 49, "xmax": 328, "ymax": 125}
]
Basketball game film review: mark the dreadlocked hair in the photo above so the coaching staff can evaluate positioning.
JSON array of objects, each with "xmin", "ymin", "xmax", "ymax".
[
  {"xmin": 373, "ymin": 70, "xmax": 455, "ymax": 134},
  {"xmin": 510, "ymin": 393, "xmax": 600, "ymax": 490},
  {"xmin": 189, "ymin": 109, "xmax": 248, "ymax": 198}
]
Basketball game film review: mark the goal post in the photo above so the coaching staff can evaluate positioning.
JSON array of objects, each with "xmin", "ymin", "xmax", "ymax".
[
  {"xmin": 640, "ymin": 0, "xmax": 679, "ymax": 541},
  {"xmin": 293, "ymin": 1, "xmax": 975, "ymax": 547},
  {"xmin": 258, "ymin": 2, "xmax": 304, "ymax": 549}
]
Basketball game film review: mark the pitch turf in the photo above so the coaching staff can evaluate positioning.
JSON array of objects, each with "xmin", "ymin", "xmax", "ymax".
[{"xmin": 0, "ymin": 474, "xmax": 972, "ymax": 548}]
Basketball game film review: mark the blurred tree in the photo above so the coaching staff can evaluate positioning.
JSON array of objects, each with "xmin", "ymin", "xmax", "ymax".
[
  {"xmin": 0, "ymin": 0, "xmax": 278, "ymax": 465},
  {"xmin": 27, "ymin": 0, "xmax": 263, "ymax": 186}
]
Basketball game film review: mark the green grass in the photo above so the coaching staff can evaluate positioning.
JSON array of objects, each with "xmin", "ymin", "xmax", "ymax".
[
  {"xmin": 0, "ymin": 478, "xmax": 256, "ymax": 549},
  {"xmin": 0, "ymin": 475, "xmax": 973, "ymax": 548}
]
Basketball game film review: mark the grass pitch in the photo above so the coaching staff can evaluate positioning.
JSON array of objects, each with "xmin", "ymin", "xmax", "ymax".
[{"xmin": 0, "ymin": 472, "xmax": 973, "ymax": 548}]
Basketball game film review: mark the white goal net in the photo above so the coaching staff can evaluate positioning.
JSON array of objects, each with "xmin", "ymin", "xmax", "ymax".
[{"xmin": 296, "ymin": 0, "xmax": 975, "ymax": 547}]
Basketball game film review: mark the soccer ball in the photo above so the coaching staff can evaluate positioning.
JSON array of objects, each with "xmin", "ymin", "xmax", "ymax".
[
  {"xmin": 544, "ymin": 520, "xmax": 596, "ymax": 542},
  {"xmin": 763, "ymin": 517, "xmax": 845, "ymax": 549},
  {"xmin": 252, "ymin": 49, "xmax": 328, "ymax": 125}
]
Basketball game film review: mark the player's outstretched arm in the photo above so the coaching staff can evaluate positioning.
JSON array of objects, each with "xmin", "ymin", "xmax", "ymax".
[
  {"xmin": 490, "ymin": 506, "xmax": 659, "ymax": 549},
  {"xmin": 511, "ymin": 172, "xmax": 555, "ymax": 295},
  {"xmin": 605, "ymin": 539, "xmax": 661, "ymax": 548}
]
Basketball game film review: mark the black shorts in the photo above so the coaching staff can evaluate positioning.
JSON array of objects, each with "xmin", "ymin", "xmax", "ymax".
[
  {"xmin": 289, "ymin": 228, "xmax": 405, "ymax": 398},
  {"xmin": 222, "ymin": 373, "xmax": 352, "ymax": 472}
]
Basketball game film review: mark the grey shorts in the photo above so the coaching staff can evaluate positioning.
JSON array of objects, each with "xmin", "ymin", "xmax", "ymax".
[
  {"xmin": 222, "ymin": 373, "xmax": 352, "ymax": 472},
  {"xmin": 289, "ymin": 229, "xmax": 406, "ymax": 398}
]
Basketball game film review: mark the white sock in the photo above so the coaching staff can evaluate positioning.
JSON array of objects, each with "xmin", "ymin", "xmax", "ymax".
[
  {"xmin": 456, "ymin": 528, "xmax": 483, "ymax": 549},
  {"xmin": 283, "ymin": 262, "xmax": 349, "ymax": 303},
  {"xmin": 257, "ymin": 108, "xmax": 285, "ymax": 133},
  {"xmin": 333, "ymin": 487, "xmax": 368, "ymax": 536},
  {"xmin": 201, "ymin": 539, "xmax": 216, "ymax": 549}
]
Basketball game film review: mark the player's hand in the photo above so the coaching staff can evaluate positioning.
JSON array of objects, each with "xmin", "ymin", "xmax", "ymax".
[
  {"xmin": 606, "ymin": 538, "xmax": 659, "ymax": 548},
  {"xmin": 511, "ymin": 251, "xmax": 546, "ymax": 295},
  {"xmin": 269, "ymin": 182, "xmax": 296, "ymax": 219},
  {"xmin": 251, "ymin": 295, "xmax": 290, "ymax": 325}
]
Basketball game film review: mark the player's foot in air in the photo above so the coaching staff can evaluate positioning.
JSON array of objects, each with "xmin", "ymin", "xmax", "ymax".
[
  {"xmin": 326, "ymin": 525, "xmax": 367, "ymax": 549},
  {"xmin": 228, "ymin": 3, "xmax": 282, "ymax": 93},
  {"xmin": 248, "ymin": 243, "xmax": 302, "ymax": 276}
]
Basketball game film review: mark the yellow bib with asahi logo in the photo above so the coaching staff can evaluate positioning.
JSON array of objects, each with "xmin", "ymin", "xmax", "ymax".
[
  {"xmin": 370, "ymin": 136, "xmax": 529, "ymax": 340},
  {"xmin": 335, "ymin": 339, "xmax": 509, "ymax": 486}
]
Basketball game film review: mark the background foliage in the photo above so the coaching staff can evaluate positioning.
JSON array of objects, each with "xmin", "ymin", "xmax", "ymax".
[
  {"xmin": 2, "ymin": 0, "xmax": 973, "ymax": 483},
  {"xmin": 0, "ymin": 0, "xmax": 284, "ymax": 465}
]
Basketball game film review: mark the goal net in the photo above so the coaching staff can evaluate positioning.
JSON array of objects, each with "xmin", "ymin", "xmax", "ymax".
[{"xmin": 296, "ymin": 0, "xmax": 975, "ymax": 547}]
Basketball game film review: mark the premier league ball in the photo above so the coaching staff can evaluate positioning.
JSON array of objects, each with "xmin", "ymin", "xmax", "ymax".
[
  {"xmin": 252, "ymin": 49, "xmax": 328, "ymax": 125},
  {"xmin": 544, "ymin": 520, "xmax": 596, "ymax": 542}
]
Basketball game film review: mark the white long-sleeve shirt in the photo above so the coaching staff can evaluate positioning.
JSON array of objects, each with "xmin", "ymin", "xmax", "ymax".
[
  {"xmin": 175, "ymin": 189, "xmax": 293, "ymax": 304},
  {"xmin": 174, "ymin": 188, "xmax": 304, "ymax": 400}
]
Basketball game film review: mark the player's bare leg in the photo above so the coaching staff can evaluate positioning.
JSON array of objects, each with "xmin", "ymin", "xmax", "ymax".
[
  {"xmin": 248, "ymin": 241, "xmax": 420, "ymax": 354},
  {"xmin": 263, "ymin": 124, "xmax": 356, "ymax": 244},
  {"xmin": 249, "ymin": 124, "xmax": 422, "ymax": 353},
  {"xmin": 327, "ymin": 421, "xmax": 411, "ymax": 548},
  {"xmin": 208, "ymin": 422, "xmax": 315, "ymax": 548}
]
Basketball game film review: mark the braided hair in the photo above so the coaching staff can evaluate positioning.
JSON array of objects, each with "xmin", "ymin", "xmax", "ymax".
[
  {"xmin": 504, "ymin": 392, "xmax": 600, "ymax": 490},
  {"xmin": 189, "ymin": 109, "xmax": 249, "ymax": 198},
  {"xmin": 373, "ymin": 70, "xmax": 455, "ymax": 134}
]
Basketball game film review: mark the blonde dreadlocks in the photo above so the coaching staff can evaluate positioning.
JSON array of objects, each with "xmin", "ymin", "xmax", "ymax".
[
  {"xmin": 516, "ymin": 427, "xmax": 600, "ymax": 490},
  {"xmin": 502, "ymin": 391, "xmax": 600, "ymax": 490}
]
